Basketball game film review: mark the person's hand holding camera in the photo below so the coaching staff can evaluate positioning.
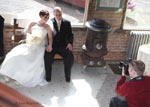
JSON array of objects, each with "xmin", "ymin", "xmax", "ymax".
[{"xmin": 122, "ymin": 67, "xmax": 125, "ymax": 76}]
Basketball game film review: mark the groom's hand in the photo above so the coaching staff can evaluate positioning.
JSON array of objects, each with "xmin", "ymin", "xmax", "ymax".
[
  {"xmin": 66, "ymin": 43, "xmax": 73, "ymax": 51},
  {"xmin": 46, "ymin": 45, "xmax": 52, "ymax": 52}
]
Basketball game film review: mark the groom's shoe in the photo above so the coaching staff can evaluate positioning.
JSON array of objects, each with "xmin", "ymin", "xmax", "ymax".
[
  {"xmin": 66, "ymin": 77, "xmax": 71, "ymax": 83},
  {"xmin": 46, "ymin": 77, "xmax": 51, "ymax": 82}
]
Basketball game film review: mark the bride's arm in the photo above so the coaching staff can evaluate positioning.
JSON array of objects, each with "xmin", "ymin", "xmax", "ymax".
[
  {"xmin": 26, "ymin": 22, "xmax": 36, "ymax": 34},
  {"xmin": 19, "ymin": 22, "xmax": 36, "ymax": 44},
  {"xmin": 46, "ymin": 24, "xmax": 53, "ymax": 52}
]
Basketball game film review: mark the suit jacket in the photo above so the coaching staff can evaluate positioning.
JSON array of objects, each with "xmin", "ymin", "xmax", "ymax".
[
  {"xmin": 51, "ymin": 18, "xmax": 73, "ymax": 48},
  {"xmin": 0, "ymin": 15, "xmax": 4, "ymax": 56}
]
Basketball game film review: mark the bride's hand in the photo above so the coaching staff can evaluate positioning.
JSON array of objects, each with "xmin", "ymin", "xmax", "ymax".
[{"xmin": 46, "ymin": 45, "xmax": 52, "ymax": 52}]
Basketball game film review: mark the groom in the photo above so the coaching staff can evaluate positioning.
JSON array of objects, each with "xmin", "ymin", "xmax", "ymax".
[{"xmin": 44, "ymin": 7, "xmax": 74, "ymax": 82}]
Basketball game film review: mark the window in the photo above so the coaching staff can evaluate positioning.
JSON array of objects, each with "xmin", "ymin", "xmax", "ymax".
[
  {"xmin": 0, "ymin": 0, "xmax": 89, "ymax": 26},
  {"xmin": 123, "ymin": 0, "xmax": 150, "ymax": 30}
]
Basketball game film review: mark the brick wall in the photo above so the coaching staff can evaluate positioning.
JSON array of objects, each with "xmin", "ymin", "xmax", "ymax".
[
  {"xmin": 105, "ymin": 32, "xmax": 129, "ymax": 61},
  {"xmin": 3, "ymin": 0, "xmax": 130, "ymax": 63},
  {"xmin": 3, "ymin": 26, "xmax": 14, "ymax": 54},
  {"xmin": 72, "ymin": 27, "xmax": 86, "ymax": 63}
]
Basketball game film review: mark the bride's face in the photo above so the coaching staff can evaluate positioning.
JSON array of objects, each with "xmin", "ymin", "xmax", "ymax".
[{"xmin": 40, "ymin": 15, "xmax": 49, "ymax": 23}]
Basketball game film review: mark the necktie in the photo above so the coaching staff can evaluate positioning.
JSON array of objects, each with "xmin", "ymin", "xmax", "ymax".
[{"xmin": 57, "ymin": 22, "xmax": 61, "ymax": 31}]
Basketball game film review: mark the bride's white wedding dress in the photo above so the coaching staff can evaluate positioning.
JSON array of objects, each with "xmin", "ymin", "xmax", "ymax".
[{"xmin": 0, "ymin": 24, "xmax": 49, "ymax": 87}]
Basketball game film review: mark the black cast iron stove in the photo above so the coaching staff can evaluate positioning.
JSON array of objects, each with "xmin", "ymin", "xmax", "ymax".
[{"xmin": 82, "ymin": 18, "xmax": 112, "ymax": 68}]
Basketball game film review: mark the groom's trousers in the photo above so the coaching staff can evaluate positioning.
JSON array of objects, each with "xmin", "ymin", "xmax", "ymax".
[{"xmin": 44, "ymin": 47, "xmax": 74, "ymax": 80}]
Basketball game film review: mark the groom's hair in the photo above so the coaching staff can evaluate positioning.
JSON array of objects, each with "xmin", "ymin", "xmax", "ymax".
[
  {"xmin": 39, "ymin": 10, "xmax": 49, "ymax": 17},
  {"xmin": 53, "ymin": 7, "xmax": 62, "ymax": 14}
]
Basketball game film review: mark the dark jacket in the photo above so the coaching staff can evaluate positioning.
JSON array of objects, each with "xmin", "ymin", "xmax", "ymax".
[
  {"xmin": 0, "ymin": 15, "xmax": 4, "ymax": 56},
  {"xmin": 51, "ymin": 18, "xmax": 73, "ymax": 48}
]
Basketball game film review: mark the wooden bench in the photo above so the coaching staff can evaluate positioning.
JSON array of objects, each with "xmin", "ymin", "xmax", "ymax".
[{"xmin": 13, "ymin": 18, "xmax": 63, "ymax": 60}]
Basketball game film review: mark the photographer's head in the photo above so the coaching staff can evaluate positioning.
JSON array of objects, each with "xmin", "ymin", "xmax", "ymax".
[{"xmin": 129, "ymin": 60, "xmax": 145, "ymax": 78}]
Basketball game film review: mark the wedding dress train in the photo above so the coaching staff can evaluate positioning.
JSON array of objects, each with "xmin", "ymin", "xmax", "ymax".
[{"xmin": 0, "ymin": 25, "xmax": 48, "ymax": 87}]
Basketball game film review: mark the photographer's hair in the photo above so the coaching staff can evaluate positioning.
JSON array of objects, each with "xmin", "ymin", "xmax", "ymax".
[
  {"xmin": 53, "ymin": 7, "xmax": 62, "ymax": 13},
  {"xmin": 129, "ymin": 60, "xmax": 145, "ymax": 76},
  {"xmin": 39, "ymin": 9, "xmax": 49, "ymax": 17}
]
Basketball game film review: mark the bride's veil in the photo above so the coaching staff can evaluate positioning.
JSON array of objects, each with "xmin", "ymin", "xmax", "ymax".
[
  {"xmin": 23, "ymin": 20, "xmax": 33, "ymax": 36},
  {"xmin": 23, "ymin": 19, "xmax": 54, "ymax": 45},
  {"xmin": 47, "ymin": 20, "xmax": 56, "ymax": 37},
  {"xmin": 47, "ymin": 20, "xmax": 54, "ymax": 32},
  {"xmin": 24, "ymin": 20, "xmax": 54, "ymax": 35}
]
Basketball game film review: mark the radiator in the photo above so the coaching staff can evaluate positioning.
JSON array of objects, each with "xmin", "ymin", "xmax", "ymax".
[{"xmin": 127, "ymin": 31, "xmax": 150, "ymax": 60}]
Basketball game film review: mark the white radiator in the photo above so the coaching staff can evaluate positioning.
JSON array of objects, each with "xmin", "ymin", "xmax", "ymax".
[{"xmin": 127, "ymin": 31, "xmax": 150, "ymax": 60}]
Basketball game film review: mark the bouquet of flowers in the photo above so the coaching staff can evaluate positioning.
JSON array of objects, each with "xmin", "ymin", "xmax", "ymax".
[{"xmin": 19, "ymin": 33, "xmax": 43, "ymax": 45}]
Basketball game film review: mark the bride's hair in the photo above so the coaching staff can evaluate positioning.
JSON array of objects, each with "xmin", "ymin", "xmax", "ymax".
[
  {"xmin": 24, "ymin": 10, "xmax": 50, "ymax": 35},
  {"xmin": 39, "ymin": 10, "xmax": 49, "ymax": 18}
]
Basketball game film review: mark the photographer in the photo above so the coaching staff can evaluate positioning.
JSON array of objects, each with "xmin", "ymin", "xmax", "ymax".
[{"xmin": 110, "ymin": 60, "xmax": 150, "ymax": 107}]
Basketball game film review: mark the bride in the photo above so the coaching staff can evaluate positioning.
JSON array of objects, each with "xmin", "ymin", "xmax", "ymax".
[{"xmin": 0, "ymin": 10, "xmax": 52, "ymax": 87}]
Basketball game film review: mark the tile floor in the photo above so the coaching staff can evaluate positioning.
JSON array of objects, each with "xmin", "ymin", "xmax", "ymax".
[{"xmin": 0, "ymin": 61, "xmax": 120, "ymax": 107}]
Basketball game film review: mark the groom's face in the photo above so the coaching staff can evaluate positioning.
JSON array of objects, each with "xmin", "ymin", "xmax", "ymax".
[{"xmin": 54, "ymin": 11, "xmax": 62, "ymax": 21}]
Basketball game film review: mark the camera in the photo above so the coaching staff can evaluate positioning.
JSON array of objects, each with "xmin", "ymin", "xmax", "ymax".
[{"xmin": 119, "ymin": 58, "xmax": 132, "ymax": 75}]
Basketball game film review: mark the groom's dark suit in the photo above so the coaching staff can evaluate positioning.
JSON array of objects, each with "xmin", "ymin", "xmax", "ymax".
[
  {"xmin": 0, "ymin": 15, "xmax": 4, "ymax": 57},
  {"xmin": 44, "ymin": 18, "xmax": 74, "ymax": 82}
]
